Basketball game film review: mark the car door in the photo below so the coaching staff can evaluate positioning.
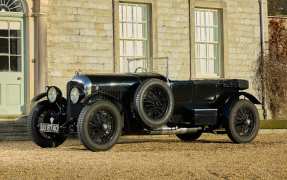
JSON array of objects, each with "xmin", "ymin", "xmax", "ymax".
[
  {"xmin": 192, "ymin": 80, "xmax": 218, "ymax": 106},
  {"xmin": 0, "ymin": 20, "xmax": 24, "ymax": 116}
]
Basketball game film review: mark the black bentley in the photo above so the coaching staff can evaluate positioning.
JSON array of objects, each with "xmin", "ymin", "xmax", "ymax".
[{"xmin": 28, "ymin": 73, "xmax": 261, "ymax": 151}]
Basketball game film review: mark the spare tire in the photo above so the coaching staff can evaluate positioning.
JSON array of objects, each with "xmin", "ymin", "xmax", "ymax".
[{"xmin": 134, "ymin": 79, "xmax": 174, "ymax": 128}]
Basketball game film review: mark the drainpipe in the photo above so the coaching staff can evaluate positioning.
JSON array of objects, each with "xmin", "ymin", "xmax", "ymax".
[
  {"xmin": 32, "ymin": 0, "xmax": 40, "ymax": 94},
  {"xmin": 112, "ymin": 0, "xmax": 116, "ymax": 73},
  {"xmin": 188, "ymin": 0, "xmax": 192, "ymax": 80},
  {"xmin": 259, "ymin": 0, "xmax": 267, "ymax": 120}
]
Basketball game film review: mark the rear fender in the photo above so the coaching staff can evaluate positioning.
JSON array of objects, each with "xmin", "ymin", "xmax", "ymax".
[
  {"xmin": 222, "ymin": 92, "xmax": 260, "ymax": 119},
  {"xmin": 238, "ymin": 92, "xmax": 261, "ymax": 104},
  {"xmin": 223, "ymin": 92, "xmax": 261, "ymax": 107}
]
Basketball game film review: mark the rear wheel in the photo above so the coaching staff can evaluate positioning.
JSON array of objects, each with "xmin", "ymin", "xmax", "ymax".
[
  {"xmin": 27, "ymin": 101, "xmax": 67, "ymax": 148},
  {"xmin": 77, "ymin": 101, "xmax": 122, "ymax": 151},
  {"xmin": 176, "ymin": 131, "xmax": 202, "ymax": 142},
  {"xmin": 134, "ymin": 79, "xmax": 174, "ymax": 128},
  {"xmin": 226, "ymin": 100, "xmax": 260, "ymax": 143}
]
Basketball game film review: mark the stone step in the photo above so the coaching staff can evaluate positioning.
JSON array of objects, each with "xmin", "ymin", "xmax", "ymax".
[{"xmin": 0, "ymin": 118, "xmax": 30, "ymax": 141}]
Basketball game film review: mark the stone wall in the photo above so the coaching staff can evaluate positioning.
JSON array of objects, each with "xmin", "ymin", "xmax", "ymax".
[
  {"xmin": 224, "ymin": 0, "xmax": 268, "ymax": 97},
  {"xmin": 156, "ymin": 0, "xmax": 191, "ymax": 80},
  {"xmin": 45, "ymin": 0, "xmax": 268, "ymax": 99},
  {"xmin": 46, "ymin": 0, "xmax": 114, "ymax": 91}
]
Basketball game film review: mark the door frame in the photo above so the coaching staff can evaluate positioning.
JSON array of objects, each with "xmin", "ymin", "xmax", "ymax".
[{"xmin": 0, "ymin": 11, "xmax": 28, "ymax": 117}]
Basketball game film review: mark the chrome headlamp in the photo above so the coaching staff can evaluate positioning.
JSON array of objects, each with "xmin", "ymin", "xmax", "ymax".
[
  {"xmin": 70, "ymin": 87, "xmax": 80, "ymax": 104},
  {"xmin": 47, "ymin": 87, "xmax": 60, "ymax": 103}
]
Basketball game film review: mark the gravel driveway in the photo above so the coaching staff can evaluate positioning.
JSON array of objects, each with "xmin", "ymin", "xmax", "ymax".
[{"xmin": 0, "ymin": 132, "xmax": 286, "ymax": 179}]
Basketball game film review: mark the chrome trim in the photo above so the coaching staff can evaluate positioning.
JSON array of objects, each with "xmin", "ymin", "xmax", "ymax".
[
  {"xmin": 70, "ymin": 75, "xmax": 92, "ymax": 96},
  {"xmin": 149, "ymin": 127, "xmax": 202, "ymax": 135}
]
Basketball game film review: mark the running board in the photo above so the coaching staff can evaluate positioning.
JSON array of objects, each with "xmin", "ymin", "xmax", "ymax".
[{"xmin": 148, "ymin": 127, "xmax": 202, "ymax": 135}]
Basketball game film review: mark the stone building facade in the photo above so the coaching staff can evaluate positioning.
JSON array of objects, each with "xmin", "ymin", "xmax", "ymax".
[{"xmin": 0, "ymin": 0, "xmax": 268, "ymax": 118}]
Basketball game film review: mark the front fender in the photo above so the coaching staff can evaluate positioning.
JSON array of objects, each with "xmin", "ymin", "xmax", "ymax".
[
  {"xmin": 31, "ymin": 92, "xmax": 47, "ymax": 104},
  {"xmin": 81, "ymin": 92, "xmax": 123, "ymax": 112}
]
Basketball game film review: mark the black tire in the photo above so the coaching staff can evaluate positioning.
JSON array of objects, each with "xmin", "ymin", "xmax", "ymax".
[
  {"xmin": 226, "ymin": 100, "xmax": 260, "ymax": 143},
  {"xmin": 27, "ymin": 101, "xmax": 67, "ymax": 148},
  {"xmin": 176, "ymin": 131, "xmax": 202, "ymax": 142},
  {"xmin": 77, "ymin": 101, "xmax": 122, "ymax": 152},
  {"xmin": 134, "ymin": 79, "xmax": 174, "ymax": 128}
]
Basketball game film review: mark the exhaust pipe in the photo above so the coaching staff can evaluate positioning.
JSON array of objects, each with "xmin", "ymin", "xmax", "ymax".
[{"xmin": 148, "ymin": 127, "xmax": 202, "ymax": 135}]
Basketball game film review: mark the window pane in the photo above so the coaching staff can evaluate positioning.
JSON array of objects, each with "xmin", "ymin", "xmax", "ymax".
[
  {"xmin": 195, "ymin": 9, "xmax": 221, "ymax": 76},
  {"xmin": 119, "ymin": 3, "xmax": 150, "ymax": 73},
  {"xmin": 125, "ymin": 41, "xmax": 134, "ymax": 56},
  {"xmin": 213, "ymin": 12, "xmax": 219, "ymax": 26},
  {"xmin": 136, "ymin": 6, "xmax": 143, "ymax": 22},
  {"xmin": 127, "ymin": 23, "xmax": 133, "ymax": 38},
  {"xmin": 133, "ymin": 6, "xmax": 138, "ymax": 22},
  {"xmin": 0, "ymin": 21, "xmax": 8, "ymax": 29},
  {"xmin": 10, "ymin": 30, "xmax": 21, "ymax": 37},
  {"xmin": 120, "ymin": 40, "xmax": 124, "ymax": 55},
  {"xmin": 197, "ymin": 59, "xmax": 207, "ymax": 74},
  {"xmin": 206, "ymin": 28, "xmax": 213, "ymax": 42},
  {"xmin": 135, "ymin": 41, "xmax": 144, "ymax": 57},
  {"xmin": 122, "ymin": 5, "xmax": 126, "ymax": 21},
  {"xmin": 202, "ymin": 27, "xmax": 207, "ymax": 42},
  {"xmin": 10, "ymin": 21, "xmax": 21, "ymax": 37},
  {"xmin": 0, "ymin": 56, "xmax": 9, "ymax": 71},
  {"xmin": 142, "ymin": 6, "xmax": 147, "ymax": 21},
  {"xmin": 10, "ymin": 56, "xmax": 21, "ymax": 72},
  {"xmin": 119, "ymin": 5, "xmax": 123, "ymax": 21},
  {"xmin": 10, "ymin": 38, "xmax": 21, "ymax": 55},
  {"xmin": 0, "ymin": 38, "xmax": 8, "ymax": 53},
  {"xmin": 206, "ymin": 11, "xmax": 214, "ymax": 26},
  {"xmin": 0, "ymin": 21, "xmax": 8, "ymax": 37},
  {"xmin": 0, "ymin": 30, "xmax": 8, "ymax": 37},
  {"xmin": 200, "ymin": 11, "xmax": 205, "ymax": 26},
  {"xmin": 126, "ymin": 6, "xmax": 132, "ymax": 22},
  {"xmin": 207, "ymin": 44, "xmax": 215, "ymax": 59},
  {"xmin": 214, "ymin": 57, "xmax": 219, "ymax": 74},
  {"xmin": 208, "ymin": 59, "xmax": 214, "ymax": 73},
  {"xmin": 199, "ymin": 44, "xmax": 206, "ymax": 58}
]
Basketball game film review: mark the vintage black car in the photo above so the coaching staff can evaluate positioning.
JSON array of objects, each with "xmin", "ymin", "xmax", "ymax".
[{"xmin": 28, "ymin": 73, "xmax": 261, "ymax": 151}]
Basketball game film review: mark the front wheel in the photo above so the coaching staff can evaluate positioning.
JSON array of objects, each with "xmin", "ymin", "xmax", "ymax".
[
  {"xmin": 77, "ymin": 101, "xmax": 122, "ymax": 152},
  {"xmin": 226, "ymin": 100, "xmax": 260, "ymax": 143},
  {"xmin": 27, "ymin": 101, "xmax": 67, "ymax": 148}
]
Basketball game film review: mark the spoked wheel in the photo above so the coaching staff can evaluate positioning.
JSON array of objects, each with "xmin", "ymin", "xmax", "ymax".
[
  {"xmin": 143, "ymin": 85, "xmax": 169, "ymax": 119},
  {"xmin": 176, "ymin": 131, "xmax": 203, "ymax": 142},
  {"xmin": 134, "ymin": 79, "xmax": 174, "ymax": 128},
  {"xmin": 226, "ymin": 100, "xmax": 260, "ymax": 143},
  {"xmin": 27, "ymin": 101, "xmax": 67, "ymax": 148},
  {"xmin": 77, "ymin": 101, "xmax": 122, "ymax": 152}
]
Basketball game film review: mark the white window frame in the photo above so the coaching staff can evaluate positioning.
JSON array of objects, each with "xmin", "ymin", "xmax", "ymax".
[
  {"xmin": 0, "ymin": 20, "xmax": 23, "ymax": 72},
  {"xmin": 194, "ymin": 8, "xmax": 222, "ymax": 78},
  {"xmin": 119, "ymin": 3, "xmax": 150, "ymax": 73}
]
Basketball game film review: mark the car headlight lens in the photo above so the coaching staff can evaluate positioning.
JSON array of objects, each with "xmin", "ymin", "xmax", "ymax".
[
  {"xmin": 47, "ymin": 87, "xmax": 58, "ymax": 103},
  {"xmin": 70, "ymin": 87, "xmax": 80, "ymax": 104}
]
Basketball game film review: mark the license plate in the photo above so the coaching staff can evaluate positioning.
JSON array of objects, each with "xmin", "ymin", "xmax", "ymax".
[{"xmin": 40, "ymin": 123, "xmax": 60, "ymax": 133}]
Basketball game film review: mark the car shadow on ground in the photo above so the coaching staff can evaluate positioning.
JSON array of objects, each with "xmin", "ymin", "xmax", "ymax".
[
  {"xmin": 65, "ymin": 137, "xmax": 234, "ymax": 152},
  {"xmin": 116, "ymin": 138, "xmax": 232, "ymax": 145}
]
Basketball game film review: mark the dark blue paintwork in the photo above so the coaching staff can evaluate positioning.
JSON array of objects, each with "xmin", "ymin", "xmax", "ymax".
[{"xmin": 33, "ymin": 72, "xmax": 259, "ymax": 133}]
